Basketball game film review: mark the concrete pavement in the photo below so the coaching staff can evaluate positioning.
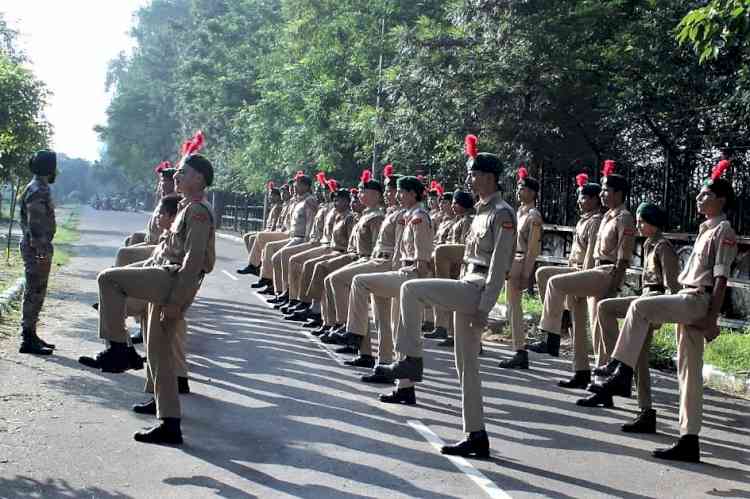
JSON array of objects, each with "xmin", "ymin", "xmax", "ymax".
[{"xmin": 0, "ymin": 206, "xmax": 748, "ymax": 498}]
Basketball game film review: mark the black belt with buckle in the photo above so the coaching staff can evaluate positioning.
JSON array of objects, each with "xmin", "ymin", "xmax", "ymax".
[{"xmin": 466, "ymin": 263, "xmax": 489, "ymax": 275}]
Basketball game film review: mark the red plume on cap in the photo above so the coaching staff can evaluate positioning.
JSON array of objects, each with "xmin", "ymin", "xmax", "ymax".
[
  {"xmin": 294, "ymin": 170, "xmax": 305, "ymax": 180},
  {"xmin": 429, "ymin": 180, "xmax": 445, "ymax": 196},
  {"xmin": 180, "ymin": 141, "xmax": 191, "ymax": 156},
  {"xmin": 185, "ymin": 130, "xmax": 205, "ymax": 155},
  {"xmin": 517, "ymin": 165, "xmax": 529, "ymax": 181},
  {"xmin": 360, "ymin": 169, "xmax": 372, "ymax": 183},
  {"xmin": 326, "ymin": 179, "xmax": 338, "ymax": 192},
  {"xmin": 315, "ymin": 171, "xmax": 327, "ymax": 187},
  {"xmin": 350, "ymin": 187, "xmax": 359, "ymax": 194},
  {"xmin": 710, "ymin": 159, "xmax": 730, "ymax": 181},
  {"xmin": 602, "ymin": 159, "xmax": 616, "ymax": 176},
  {"xmin": 383, "ymin": 164, "xmax": 394, "ymax": 177},
  {"xmin": 576, "ymin": 173, "xmax": 589, "ymax": 188},
  {"xmin": 154, "ymin": 160, "xmax": 171, "ymax": 174},
  {"xmin": 464, "ymin": 134, "xmax": 478, "ymax": 159}
]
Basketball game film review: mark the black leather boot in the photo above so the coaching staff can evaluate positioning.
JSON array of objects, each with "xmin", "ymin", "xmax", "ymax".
[
  {"xmin": 622, "ymin": 408, "xmax": 656, "ymax": 434},
  {"xmin": 558, "ymin": 370, "xmax": 591, "ymax": 389},
  {"xmin": 591, "ymin": 364, "xmax": 633, "ymax": 398},
  {"xmin": 378, "ymin": 357, "xmax": 423, "ymax": 382},
  {"xmin": 593, "ymin": 359, "xmax": 620, "ymax": 377},
  {"xmin": 441, "ymin": 430, "xmax": 490, "ymax": 458},
  {"xmin": 345, "ymin": 355, "xmax": 375, "ymax": 368},
  {"xmin": 437, "ymin": 337, "xmax": 454, "ymax": 348},
  {"xmin": 178, "ymin": 376, "xmax": 190, "ymax": 394},
  {"xmin": 424, "ymin": 327, "xmax": 448, "ymax": 339},
  {"xmin": 78, "ymin": 342, "xmax": 130, "ymax": 373},
  {"xmin": 498, "ymin": 350, "xmax": 529, "ymax": 369},
  {"xmin": 311, "ymin": 324, "xmax": 331, "ymax": 336},
  {"xmin": 361, "ymin": 366, "xmax": 395, "ymax": 384},
  {"xmin": 653, "ymin": 434, "xmax": 700, "ymax": 463},
  {"xmin": 304, "ymin": 315, "xmax": 323, "ymax": 329},
  {"xmin": 130, "ymin": 328, "xmax": 144, "ymax": 345},
  {"xmin": 251, "ymin": 277, "xmax": 271, "ymax": 288},
  {"xmin": 576, "ymin": 392, "xmax": 614, "ymax": 408},
  {"xmin": 134, "ymin": 418, "xmax": 183, "ymax": 445},
  {"xmin": 527, "ymin": 332, "xmax": 560, "ymax": 357},
  {"xmin": 421, "ymin": 321, "xmax": 434, "ymax": 332},
  {"xmin": 19, "ymin": 328, "xmax": 53, "ymax": 356},
  {"xmin": 133, "ymin": 397, "xmax": 157, "ymax": 415},
  {"xmin": 237, "ymin": 264, "xmax": 254, "ymax": 275},
  {"xmin": 379, "ymin": 387, "xmax": 416, "ymax": 405}
]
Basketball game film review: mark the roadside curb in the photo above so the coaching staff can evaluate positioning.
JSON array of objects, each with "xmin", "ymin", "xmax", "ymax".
[
  {"xmin": 216, "ymin": 231, "xmax": 244, "ymax": 244},
  {"xmin": 703, "ymin": 363, "xmax": 750, "ymax": 396},
  {"xmin": 0, "ymin": 277, "xmax": 25, "ymax": 316}
]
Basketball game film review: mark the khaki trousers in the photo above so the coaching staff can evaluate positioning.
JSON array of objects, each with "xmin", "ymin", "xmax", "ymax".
[
  {"xmin": 320, "ymin": 254, "xmax": 358, "ymax": 325},
  {"xmin": 298, "ymin": 251, "xmax": 337, "ymax": 302},
  {"xmin": 612, "ymin": 290, "xmax": 710, "ymax": 435},
  {"xmin": 143, "ymin": 303, "xmax": 183, "ymax": 419},
  {"xmin": 144, "ymin": 313, "xmax": 189, "ymax": 392},
  {"xmin": 261, "ymin": 238, "xmax": 293, "ymax": 279},
  {"xmin": 273, "ymin": 241, "xmax": 317, "ymax": 294},
  {"xmin": 433, "ymin": 244, "xmax": 463, "ymax": 332},
  {"xmin": 97, "ymin": 264, "xmax": 175, "ymax": 343},
  {"xmin": 243, "ymin": 232, "xmax": 257, "ymax": 254},
  {"xmin": 398, "ymin": 276, "xmax": 487, "ymax": 432},
  {"xmin": 288, "ymin": 245, "xmax": 335, "ymax": 300},
  {"xmin": 597, "ymin": 296, "xmax": 653, "ymax": 408},
  {"xmin": 506, "ymin": 257, "xmax": 526, "ymax": 351},
  {"xmin": 303, "ymin": 251, "xmax": 345, "ymax": 303},
  {"xmin": 347, "ymin": 269, "xmax": 417, "ymax": 367},
  {"xmin": 248, "ymin": 231, "xmax": 288, "ymax": 267},
  {"xmin": 115, "ymin": 245, "xmax": 156, "ymax": 268},
  {"xmin": 536, "ymin": 265, "xmax": 593, "ymax": 370},
  {"xmin": 330, "ymin": 258, "xmax": 392, "ymax": 326},
  {"xmin": 539, "ymin": 265, "xmax": 614, "ymax": 366}
]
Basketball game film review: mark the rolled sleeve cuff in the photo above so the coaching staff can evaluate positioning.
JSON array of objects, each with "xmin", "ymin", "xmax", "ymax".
[{"xmin": 713, "ymin": 264, "xmax": 731, "ymax": 278}]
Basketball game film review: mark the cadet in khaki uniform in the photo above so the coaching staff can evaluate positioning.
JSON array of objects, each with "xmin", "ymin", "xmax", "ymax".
[
  {"xmin": 272, "ymin": 188, "xmax": 329, "ymax": 302},
  {"xmin": 79, "ymin": 154, "xmax": 216, "ymax": 445},
  {"xmin": 18, "ymin": 150, "xmax": 58, "ymax": 356},
  {"xmin": 320, "ymin": 173, "xmax": 404, "ymax": 357},
  {"xmin": 577, "ymin": 203, "xmax": 679, "ymax": 418},
  {"xmin": 337, "ymin": 176, "xmax": 432, "ymax": 386},
  {"xmin": 284, "ymin": 189, "xmax": 354, "ymax": 316},
  {"xmin": 537, "ymin": 160, "xmax": 636, "ymax": 371},
  {"xmin": 382, "ymin": 145, "xmax": 517, "ymax": 458},
  {"xmin": 594, "ymin": 161, "xmax": 737, "ymax": 463},
  {"xmin": 296, "ymin": 176, "xmax": 384, "ymax": 328},
  {"xmin": 239, "ymin": 185, "xmax": 283, "ymax": 275},
  {"xmin": 245, "ymin": 183, "xmax": 295, "ymax": 275},
  {"xmin": 499, "ymin": 167, "xmax": 543, "ymax": 368},
  {"xmin": 124, "ymin": 162, "xmax": 173, "ymax": 247},
  {"xmin": 263, "ymin": 174, "xmax": 318, "ymax": 304},
  {"xmin": 425, "ymin": 191, "xmax": 475, "ymax": 345},
  {"xmin": 529, "ymin": 174, "xmax": 603, "ymax": 387}
]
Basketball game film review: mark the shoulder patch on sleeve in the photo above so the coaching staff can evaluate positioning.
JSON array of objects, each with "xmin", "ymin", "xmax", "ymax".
[
  {"xmin": 502, "ymin": 221, "xmax": 515, "ymax": 230},
  {"xmin": 410, "ymin": 217, "xmax": 422, "ymax": 225},
  {"xmin": 722, "ymin": 238, "xmax": 737, "ymax": 247},
  {"xmin": 623, "ymin": 227, "xmax": 636, "ymax": 236}
]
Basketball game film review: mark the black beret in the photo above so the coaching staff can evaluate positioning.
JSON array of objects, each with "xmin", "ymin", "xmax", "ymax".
[
  {"xmin": 579, "ymin": 182, "xmax": 602, "ymax": 197},
  {"xmin": 468, "ymin": 152, "xmax": 503, "ymax": 175},
  {"xmin": 29, "ymin": 150, "xmax": 56, "ymax": 176},
  {"xmin": 269, "ymin": 187, "xmax": 281, "ymax": 196},
  {"xmin": 441, "ymin": 191, "xmax": 453, "ymax": 201},
  {"xmin": 184, "ymin": 154, "xmax": 214, "ymax": 187},
  {"xmin": 333, "ymin": 188, "xmax": 351, "ymax": 201},
  {"xmin": 602, "ymin": 174, "xmax": 628, "ymax": 194},
  {"xmin": 428, "ymin": 189, "xmax": 439, "ymax": 197},
  {"xmin": 160, "ymin": 168, "xmax": 176, "ymax": 179},
  {"xmin": 295, "ymin": 174, "xmax": 312, "ymax": 187},
  {"xmin": 360, "ymin": 180, "xmax": 384, "ymax": 193},
  {"xmin": 636, "ymin": 202, "xmax": 667, "ymax": 230},
  {"xmin": 397, "ymin": 175, "xmax": 424, "ymax": 194},
  {"xmin": 453, "ymin": 191, "xmax": 475, "ymax": 209},
  {"xmin": 519, "ymin": 177, "xmax": 540, "ymax": 193}
]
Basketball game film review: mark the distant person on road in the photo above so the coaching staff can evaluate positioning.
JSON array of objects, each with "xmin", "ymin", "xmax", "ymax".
[
  {"xmin": 123, "ymin": 163, "xmax": 175, "ymax": 248},
  {"xmin": 18, "ymin": 150, "xmax": 58, "ymax": 356}
]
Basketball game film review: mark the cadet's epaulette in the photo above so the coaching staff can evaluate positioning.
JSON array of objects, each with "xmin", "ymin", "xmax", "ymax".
[{"xmin": 191, "ymin": 201, "xmax": 214, "ymax": 224}]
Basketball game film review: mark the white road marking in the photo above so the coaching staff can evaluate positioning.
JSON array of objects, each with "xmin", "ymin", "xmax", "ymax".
[
  {"xmin": 217, "ymin": 232, "xmax": 244, "ymax": 243},
  {"xmin": 222, "ymin": 270, "xmax": 239, "ymax": 281},
  {"xmin": 408, "ymin": 420, "xmax": 512, "ymax": 499}
]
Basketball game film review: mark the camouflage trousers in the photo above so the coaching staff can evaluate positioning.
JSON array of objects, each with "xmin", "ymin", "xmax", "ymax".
[{"xmin": 20, "ymin": 240, "xmax": 53, "ymax": 332}]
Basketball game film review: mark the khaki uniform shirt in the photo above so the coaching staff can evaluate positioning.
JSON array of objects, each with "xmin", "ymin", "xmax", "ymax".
[
  {"xmin": 461, "ymin": 191, "xmax": 517, "ymax": 313},
  {"xmin": 398, "ymin": 206, "xmax": 433, "ymax": 270},
  {"xmin": 329, "ymin": 209, "xmax": 355, "ymax": 251},
  {"xmin": 569, "ymin": 211, "xmax": 603, "ymax": 270},
  {"xmin": 431, "ymin": 209, "xmax": 444, "ymax": 232},
  {"xmin": 288, "ymin": 193, "xmax": 318, "ymax": 239},
  {"xmin": 265, "ymin": 203, "xmax": 283, "ymax": 231},
  {"xmin": 435, "ymin": 215, "xmax": 456, "ymax": 244},
  {"xmin": 350, "ymin": 207, "xmax": 385, "ymax": 257},
  {"xmin": 594, "ymin": 204, "xmax": 636, "ymax": 264},
  {"xmin": 449, "ymin": 213, "xmax": 473, "ymax": 243},
  {"xmin": 373, "ymin": 206, "xmax": 405, "ymax": 261},
  {"xmin": 152, "ymin": 196, "xmax": 216, "ymax": 307},
  {"xmin": 641, "ymin": 234, "xmax": 680, "ymax": 294},
  {"xmin": 679, "ymin": 215, "xmax": 737, "ymax": 288},
  {"xmin": 516, "ymin": 205, "xmax": 543, "ymax": 278},
  {"xmin": 145, "ymin": 204, "xmax": 162, "ymax": 245},
  {"xmin": 277, "ymin": 201, "xmax": 292, "ymax": 232},
  {"xmin": 19, "ymin": 177, "xmax": 56, "ymax": 250},
  {"xmin": 308, "ymin": 202, "xmax": 331, "ymax": 243}
]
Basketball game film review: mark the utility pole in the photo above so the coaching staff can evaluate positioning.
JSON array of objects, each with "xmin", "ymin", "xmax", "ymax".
[{"xmin": 370, "ymin": 16, "xmax": 386, "ymax": 180}]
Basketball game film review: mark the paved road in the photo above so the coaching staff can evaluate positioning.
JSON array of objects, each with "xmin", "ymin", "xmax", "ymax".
[{"xmin": 0, "ymin": 207, "xmax": 748, "ymax": 498}]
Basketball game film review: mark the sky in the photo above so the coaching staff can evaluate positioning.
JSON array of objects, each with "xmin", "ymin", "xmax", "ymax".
[{"xmin": 3, "ymin": 0, "xmax": 150, "ymax": 162}]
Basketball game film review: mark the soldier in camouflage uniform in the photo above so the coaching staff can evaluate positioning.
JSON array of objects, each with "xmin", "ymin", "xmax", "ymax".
[{"xmin": 18, "ymin": 150, "xmax": 58, "ymax": 356}]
